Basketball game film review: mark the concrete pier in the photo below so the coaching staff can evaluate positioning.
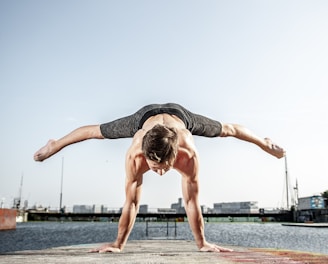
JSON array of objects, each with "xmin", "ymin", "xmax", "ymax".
[
  {"xmin": 1, "ymin": 240, "xmax": 328, "ymax": 264},
  {"xmin": 282, "ymin": 222, "xmax": 328, "ymax": 228}
]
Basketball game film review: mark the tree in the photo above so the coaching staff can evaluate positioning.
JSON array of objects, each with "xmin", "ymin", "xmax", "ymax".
[{"xmin": 321, "ymin": 190, "xmax": 328, "ymax": 208}]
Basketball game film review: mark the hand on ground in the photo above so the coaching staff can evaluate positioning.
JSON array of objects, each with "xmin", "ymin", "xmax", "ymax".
[
  {"xmin": 200, "ymin": 242, "xmax": 233, "ymax": 253},
  {"xmin": 89, "ymin": 243, "xmax": 121, "ymax": 253}
]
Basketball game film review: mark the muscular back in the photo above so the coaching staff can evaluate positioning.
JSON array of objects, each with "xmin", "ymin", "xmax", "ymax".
[{"xmin": 125, "ymin": 114, "xmax": 199, "ymax": 179}]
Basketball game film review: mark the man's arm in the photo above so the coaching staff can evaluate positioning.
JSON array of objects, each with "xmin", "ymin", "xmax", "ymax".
[
  {"xmin": 34, "ymin": 125, "xmax": 104, "ymax": 161},
  {"xmin": 115, "ymin": 173, "xmax": 143, "ymax": 250},
  {"xmin": 91, "ymin": 161, "xmax": 143, "ymax": 253},
  {"xmin": 180, "ymin": 155, "xmax": 233, "ymax": 252},
  {"xmin": 181, "ymin": 169, "xmax": 206, "ymax": 249}
]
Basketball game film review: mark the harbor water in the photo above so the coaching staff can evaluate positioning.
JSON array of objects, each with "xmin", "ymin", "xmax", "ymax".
[{"xmin": 1, "ymin": 222, "xmax": 327, "ymax": 254}]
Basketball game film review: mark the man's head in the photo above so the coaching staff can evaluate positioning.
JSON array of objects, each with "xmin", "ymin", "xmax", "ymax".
[{"xmin": 142, "ymin": 124, "xmax": 178, "ymax": 166}]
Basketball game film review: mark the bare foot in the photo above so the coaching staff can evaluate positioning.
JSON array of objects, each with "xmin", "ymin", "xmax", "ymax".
[
  {"xmin": 34, "ymin": 139, "xmax": 57, "ymax": 162},
  {"xmin": 263, "ymin": 138, "xmax": 285, "ymax": 159}
]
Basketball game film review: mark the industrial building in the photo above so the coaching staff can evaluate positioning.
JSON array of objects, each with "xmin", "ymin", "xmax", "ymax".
[
  {"xmin": 296, "ymin": 195, "xmax": 327, "ymax": 222},
  {"xmin": 213, "ymin": 201, "xmax": 259, "ymax": 214}
]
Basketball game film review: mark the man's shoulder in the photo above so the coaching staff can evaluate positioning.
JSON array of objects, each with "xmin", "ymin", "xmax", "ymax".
[
  {"xmin": 126, "ymin": 151, "xmax": 149, "ymax": 177},
  {"xmin": 177, "ymin": 128, "xmax": 194, "ymax": 147}
]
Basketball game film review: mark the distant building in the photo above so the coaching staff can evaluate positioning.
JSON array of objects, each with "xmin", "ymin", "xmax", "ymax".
[
  {"xmin": 201, "ymin": 205, "xmax": 209, "ymax": 214},
  {"xmin": 73, "ymin": 205, "xmax": 93, "ymax": 213},
  {"xmin": 296, "ymin": 195, "xmax": 327, "ymax": 222},
  {"xmin": 213, "ymin": 201, "xmax": 258, "ymax": 214},
  {"xmin": 157, "ymin": 208, "xmax": 176, "ymax": 213},
  {"xmin": 171, "ymin": 198, "xmax": 185, "ymax": 214},
  {"xmin": 73, "ymin": 204, "xmax": 108, "ymax": 213},
  {"xmin": 298, "ymin": 196, "xmax": 325, "ymax": 210},
  {"xmin": 139, "ymin": 204, "xmax": 148, "ymax": 214},
  {"xmin": 93, "ymin": 205, "xmax": 102, "ymax": 213}
]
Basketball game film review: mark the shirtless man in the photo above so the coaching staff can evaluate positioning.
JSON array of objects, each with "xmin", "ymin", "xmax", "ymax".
[{"xmin": 34, "ymin": 103, "xmax": 285, "ymax": 253}]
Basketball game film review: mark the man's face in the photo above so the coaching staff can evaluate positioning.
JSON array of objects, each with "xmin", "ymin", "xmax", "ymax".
[{"xmin": 146, "ymin": 159, "xmax": 173, "ymax": 176}]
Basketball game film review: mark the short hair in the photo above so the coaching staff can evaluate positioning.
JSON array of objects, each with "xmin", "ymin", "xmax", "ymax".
[{"xmin": 142, "ymin": 124, "xmax": 178, "ymax": 163}]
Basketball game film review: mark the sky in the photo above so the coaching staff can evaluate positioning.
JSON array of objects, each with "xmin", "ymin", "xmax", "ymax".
[{"xmin": 1, "ymin": 0, "xmax": 328, "ymax": 211}]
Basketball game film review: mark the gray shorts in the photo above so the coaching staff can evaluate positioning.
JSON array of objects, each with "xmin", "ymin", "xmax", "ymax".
[{"xmin": 100, "ymin": 103, "xmax": 222, "ymax": 139}]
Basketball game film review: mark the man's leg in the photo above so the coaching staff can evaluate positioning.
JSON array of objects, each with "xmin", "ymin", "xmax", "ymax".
[
  {"xmin": 34, "ymin": 125, "xmax": 103, "ymax": 162},
  {"xmin": 220, "ymin": 123, "xmax": 285, "ymax": 159}
]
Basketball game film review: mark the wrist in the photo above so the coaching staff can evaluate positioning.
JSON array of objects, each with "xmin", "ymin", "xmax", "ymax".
[
  {"xmin": 196, "ymin": 238, "xmax": 206, "ymax": 249},
  {"xmin": 114, "ymin": 238, "xmax": 126, "ymax": 250}
]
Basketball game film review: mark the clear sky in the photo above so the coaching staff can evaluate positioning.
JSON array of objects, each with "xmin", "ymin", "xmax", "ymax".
[{"xmin": 1, "ymin": 0, "xmax": 327, "ymax": 211}]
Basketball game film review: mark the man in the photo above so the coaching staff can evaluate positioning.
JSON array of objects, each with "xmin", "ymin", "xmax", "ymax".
[{"xmin": 34, "ymin": 103, "xmax": 285, "ymax": 253}]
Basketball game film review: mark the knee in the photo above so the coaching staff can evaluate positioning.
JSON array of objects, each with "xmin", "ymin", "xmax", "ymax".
[{"xmin": 220, "ymin": 123, "xmax": 236, "ymax": 137}]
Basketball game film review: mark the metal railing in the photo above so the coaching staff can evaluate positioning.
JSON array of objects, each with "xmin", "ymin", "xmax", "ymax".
[{"xmin": 145, "ymin": 219, "xmax": 177, "ymax": 237}]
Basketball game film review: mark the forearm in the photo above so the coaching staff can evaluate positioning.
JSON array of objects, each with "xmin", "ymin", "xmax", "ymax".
[
  {"xmin": 181, "ymin": 166, "xmax": 206, "ymax": 250},
  {"xmin": 185, "ymin": 200, "xmax": 206, "ymax": 249},
  {"xmin": 114, "ymin": 201, "xmax": 139, "ymax": 250}
]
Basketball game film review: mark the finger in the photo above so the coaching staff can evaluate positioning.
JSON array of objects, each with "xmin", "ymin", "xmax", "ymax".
[
  {"xmin": 211, "ymin": 247, "xmax": 222, "ymax": 253},
  {"xmin": 200, "ymin": 246, "xmax": 219, "ymax": 253},
  {"xmin": 89, "ymin": 246, "xmax": 109, "ymax": 253},
  {"xmin": 99, "ymin": 247, "xmax": 121, "ymax": 253},
  {"xmin": 216, "ymin": 246, "xmax": 233, "ymax": 252},
  {"xmin": 89, "ymin": 248, "xmax": 100, "ymax": 253}
]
